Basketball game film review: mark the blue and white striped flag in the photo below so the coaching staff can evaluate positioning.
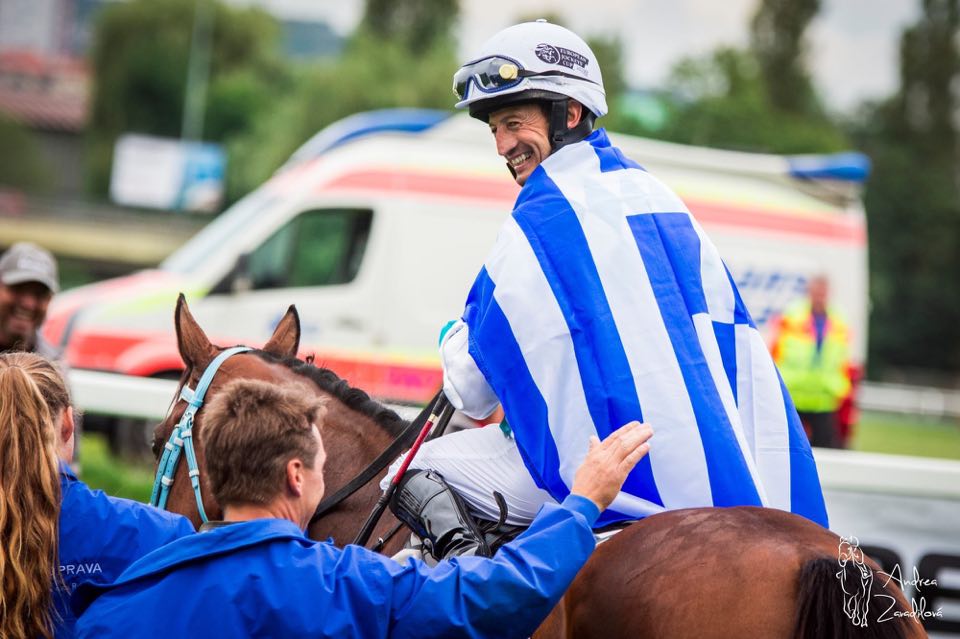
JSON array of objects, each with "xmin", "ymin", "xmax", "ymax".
[{"xmin": 461, "ymin": 129, "xmax": 829, "ymax": 527}]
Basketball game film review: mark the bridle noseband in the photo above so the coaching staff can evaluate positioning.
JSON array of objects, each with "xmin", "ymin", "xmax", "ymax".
[{"xmin": 150, "ymin": 346, "xmax": 252, "ymax": 523}]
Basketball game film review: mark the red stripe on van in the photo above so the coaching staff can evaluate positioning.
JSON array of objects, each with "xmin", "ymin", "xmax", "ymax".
[
  {"xmin": 686, "ymin": 199, "xmax": 866, "ymax": 244},
  {"xmin": 325, "ymin": 169, "xmax": 520, "ymax": 204},
  {"xmin": 323, "ymin": 169, "xmax": 865, "ymax": 244},
  {"xmin": 306, "ymin": 352, "xmax": 442, "ymax": 404},
  {"xmin": 66, "ymin": 329, "xmax": 442, "ymax": 405}
]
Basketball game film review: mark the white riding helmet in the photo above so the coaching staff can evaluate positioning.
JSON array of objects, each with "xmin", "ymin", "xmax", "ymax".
[{"xmin": 452, "ymin": 20, "xmax": 608, "ymax": 122}]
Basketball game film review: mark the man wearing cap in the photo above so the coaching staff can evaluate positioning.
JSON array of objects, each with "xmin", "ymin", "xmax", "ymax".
[
  {"xmin": 0, "ymin": 242, "xmax": 61, "ymax": 360},
  {"xmin": 380, "ymin": 20, "xmax": 828, "ymax": 560}
]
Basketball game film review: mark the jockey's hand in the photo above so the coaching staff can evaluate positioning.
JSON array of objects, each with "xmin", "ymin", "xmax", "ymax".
[{"xmin": 570, "ymin": 421, "xmax": 653, "ymax": 512}]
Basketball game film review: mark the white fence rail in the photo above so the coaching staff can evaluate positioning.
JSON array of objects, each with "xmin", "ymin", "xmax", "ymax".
[{"xmin": 859, "ymin": 381, "xmax": 960, "ymax": 420}]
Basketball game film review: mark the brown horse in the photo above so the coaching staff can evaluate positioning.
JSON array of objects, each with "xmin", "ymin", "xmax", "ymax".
[{"xmin": 156, "ymin": 298, "xmax": 924, "ymax": 639}]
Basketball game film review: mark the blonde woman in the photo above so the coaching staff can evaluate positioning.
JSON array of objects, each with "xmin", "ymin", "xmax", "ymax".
[{"xmin": 0, "ymin": 352, "xmax": 193, "ymax": 639}]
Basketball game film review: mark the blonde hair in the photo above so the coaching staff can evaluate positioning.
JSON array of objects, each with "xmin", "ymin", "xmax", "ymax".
[{"xmin": 0, "ymin": 353, "xmax": 69, "ymax": 639}]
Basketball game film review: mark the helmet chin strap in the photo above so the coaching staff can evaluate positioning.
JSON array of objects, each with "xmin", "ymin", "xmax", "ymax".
[
  {"xmin": 502, "ymin": 98, "xmax": 598, "ymax": 180},
  {"xmin": 548, "ymin": 99, "xmax": 595, "ymax": 152}
]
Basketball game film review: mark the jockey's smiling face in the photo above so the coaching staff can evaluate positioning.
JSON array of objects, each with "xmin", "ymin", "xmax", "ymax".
[
  {"xmin": 489, "ymin": 104, "xmax": 554, "ymax": 186},
  {"xmin": 488, "ymin": 101, "xmax": 584, "ymax": 186}
]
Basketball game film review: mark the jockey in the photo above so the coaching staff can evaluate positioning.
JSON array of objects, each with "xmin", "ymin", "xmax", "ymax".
[
  {"xmin": 74, "ymin": 379, "xmax": 651, "ymax": 638},
  {"xmin": 382, "ymin": 20, "xmax": 829, "ymax": 560}
]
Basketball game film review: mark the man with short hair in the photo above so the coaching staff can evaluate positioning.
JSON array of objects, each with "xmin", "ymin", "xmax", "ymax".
[
  {"xmin": 382, "ymin": 20, "xmax": 829, "ymax": 559},
  {"xmin": 0, "ymin": 242, "xmax": 61, "ymax": 359},
  {"xmin": 74, "ymin": 378, "xmax": 653, "ymax": 638}
]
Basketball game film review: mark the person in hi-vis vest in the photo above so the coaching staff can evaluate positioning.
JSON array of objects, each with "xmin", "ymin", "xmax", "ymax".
[{"xmin": 771, "ymin": 275, "xmax": 851, "ymax": 448}]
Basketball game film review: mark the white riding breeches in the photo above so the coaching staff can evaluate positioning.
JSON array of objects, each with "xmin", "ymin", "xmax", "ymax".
[{"xmin": 379, "ymin": 424, "xmax": 556, "ymax": 526}]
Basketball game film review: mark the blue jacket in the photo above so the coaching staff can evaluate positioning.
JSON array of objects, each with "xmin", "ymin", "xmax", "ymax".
[
  {"xmin": 55, "ymin": 466, "xmax": 194, "ymax": 638},
  {"xmin": 74, "ymin": 495, "xmax": 600, "ymax": 639}
]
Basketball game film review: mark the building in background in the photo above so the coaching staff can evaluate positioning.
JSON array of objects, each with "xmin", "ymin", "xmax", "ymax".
[
  {"xmin": 0, "ymin": 0, "xmax": 101, "ymax": 57},
  {"xmin": 0, "ymin": 0, "xmax": 101, "ymax": 198},
  {"xmin": 0, "ymin": 50, "xmax": 89, "ymax": 198}
]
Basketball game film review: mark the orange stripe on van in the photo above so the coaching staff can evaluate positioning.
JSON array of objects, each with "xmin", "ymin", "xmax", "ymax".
[{"xmin": 322, "ymin": 169, "xmax": 866, "ymax": 245}]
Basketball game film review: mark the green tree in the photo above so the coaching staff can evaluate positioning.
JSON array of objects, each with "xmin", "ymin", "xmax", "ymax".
[
  {"xmin": 224, "ymin": 0, "xmax": 461, "ymax": 201},
  {"xmin": 87, "ymin": 0, "xmax": 287, "ymax": 197},
  {"xmin": 610, "ymin": 0, "xmax": 844, "ymax": 153},
  {"xmin": 0, "ymin": 115, "xmax": 51, "ymax": 191},
  {"xmin": 643, "ymin": 47, "xmax": 847, "ymax": 153},
  {"xmin": 852, "ymin": 0, "xmax": 960, "ymax": 376},
  {"xmin": 586, "ymin": 35, "xmax": 627, "ymax": 126},
  {"xmin": 750, "ymin": 0, "xmax": 821, "ymax": 115},
  {"xmin": 360, "ymin": 0, "xmax": 458, "ymax": 54}
]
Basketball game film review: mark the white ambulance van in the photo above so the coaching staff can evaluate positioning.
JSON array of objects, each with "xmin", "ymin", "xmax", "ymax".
[{"xmin": 44, "ymin": 109, "xmax": 869, "ymax": 406}]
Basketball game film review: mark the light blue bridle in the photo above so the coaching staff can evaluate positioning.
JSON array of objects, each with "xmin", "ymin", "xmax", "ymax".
[{"xmin": 150, "ymin": 346, "xmax": 252, "ymax": 523}]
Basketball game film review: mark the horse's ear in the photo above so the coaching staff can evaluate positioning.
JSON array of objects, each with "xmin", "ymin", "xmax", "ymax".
[
  {"xmin": 175, "ymin": 294, "xmax": 216, "ymax": 370},
  {"xmin": 262, "ymin": 305, "xmax": 300, "ymax": 358}
]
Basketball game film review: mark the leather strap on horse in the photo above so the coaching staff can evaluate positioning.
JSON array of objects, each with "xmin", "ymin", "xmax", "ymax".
[
  {"xmin": 309, "ymin": 391, "xmax": 442, "ymax": 525},
  {"xmin": 150, "ymin": 346, "xmax": 253, "ymax": 522},
  {"xmin": 352, "ymin": 395, "xmax": 453, "ymax": 547}
]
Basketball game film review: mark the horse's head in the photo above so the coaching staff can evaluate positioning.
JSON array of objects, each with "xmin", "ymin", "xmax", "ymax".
[
  {"xmin": 153, "ymin": 295, "xmax": 410, "ymax": 548},
  {"xmin": 152, "ymin": 294, "xmax": 302, "ymax": 528}
]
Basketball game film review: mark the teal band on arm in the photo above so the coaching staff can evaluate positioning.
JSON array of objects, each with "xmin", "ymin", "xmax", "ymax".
[{"xmin": 438, "ymin": 320, "xmax": 458, "ymax": 347}]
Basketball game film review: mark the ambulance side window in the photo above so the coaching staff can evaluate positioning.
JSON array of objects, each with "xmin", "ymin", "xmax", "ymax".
[{"xmin": 243, "ymin": 208, "xmax": 373, "ymax": 290}]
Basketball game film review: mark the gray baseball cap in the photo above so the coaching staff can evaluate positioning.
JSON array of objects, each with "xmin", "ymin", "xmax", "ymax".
[{"xmin": 0, "ymin": 242, "xmax": 59, "ymax": 293}]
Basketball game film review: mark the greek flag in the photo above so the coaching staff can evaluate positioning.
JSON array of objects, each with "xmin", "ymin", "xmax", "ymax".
[{"xmin": 462, "ymin": 130, "xmax": 829, "ymax": 527}]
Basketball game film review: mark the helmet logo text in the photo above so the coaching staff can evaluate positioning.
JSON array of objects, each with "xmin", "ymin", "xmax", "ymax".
[{"xmin": 535, "ymin": 43, "xmax": 589, "ymax": 70}]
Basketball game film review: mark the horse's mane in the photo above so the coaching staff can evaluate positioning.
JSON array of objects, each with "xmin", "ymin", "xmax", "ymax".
[{"xmin": 251, "ymin": 350, "xmax": 409, "ymax": 438}]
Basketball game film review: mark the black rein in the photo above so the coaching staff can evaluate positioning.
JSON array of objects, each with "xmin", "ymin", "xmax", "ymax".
[{"xmin": 309, "ymin": 393, "xmax": 440, "ymax": 525}]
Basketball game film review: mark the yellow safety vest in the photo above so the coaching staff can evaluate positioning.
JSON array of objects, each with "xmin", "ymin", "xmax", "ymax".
[{"xmin": 772, "ymin": 302, "xmax": 851, "ymax": 412}]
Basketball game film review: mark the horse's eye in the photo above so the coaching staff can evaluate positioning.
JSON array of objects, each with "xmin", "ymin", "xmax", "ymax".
[{"xmin": 151, "ymin": 436, "xmax": 163, "ymax": 460}]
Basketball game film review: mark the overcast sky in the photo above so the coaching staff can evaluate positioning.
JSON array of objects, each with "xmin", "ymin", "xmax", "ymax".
[{"xmin": 234, "ymin": 0, "xmax": 920, "ymax": 113}]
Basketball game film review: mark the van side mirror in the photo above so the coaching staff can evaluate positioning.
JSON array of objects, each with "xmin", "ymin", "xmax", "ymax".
[{"xmin": 231, "ymin": 252, "xmax": 253, "ymax": 293}]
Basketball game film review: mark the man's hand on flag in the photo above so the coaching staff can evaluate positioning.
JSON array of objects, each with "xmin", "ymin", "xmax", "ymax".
[{"xmin": 571, "ymin": 421, "xmax": 653, "ymax": 511}]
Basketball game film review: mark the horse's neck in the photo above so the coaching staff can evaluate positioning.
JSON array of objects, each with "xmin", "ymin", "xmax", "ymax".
[{"xmin": 308, "ymin": 394, "xmax": 406, "ymax": 553}]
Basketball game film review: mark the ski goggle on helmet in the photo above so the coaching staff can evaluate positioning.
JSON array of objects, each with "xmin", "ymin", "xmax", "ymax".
[
  {"xmin": 452, "ymin": 20, "xmax": 607, "ymax": 119},
  {"xmin": 453, "ymin": 56, "xmax": 599, "ymax": 100}
]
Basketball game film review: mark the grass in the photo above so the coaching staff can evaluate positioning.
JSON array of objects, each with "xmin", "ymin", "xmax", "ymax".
[
  {"xmin": 77, "ymin": 413, "xmax": 960, "ymax": 501},
  {"xmin": 851, "ymin": 411, "xmax": 960, "ymax": 460},
  {"xmin": 78, "ymin": 433, "xmax": 155, "ymax": 502}
]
